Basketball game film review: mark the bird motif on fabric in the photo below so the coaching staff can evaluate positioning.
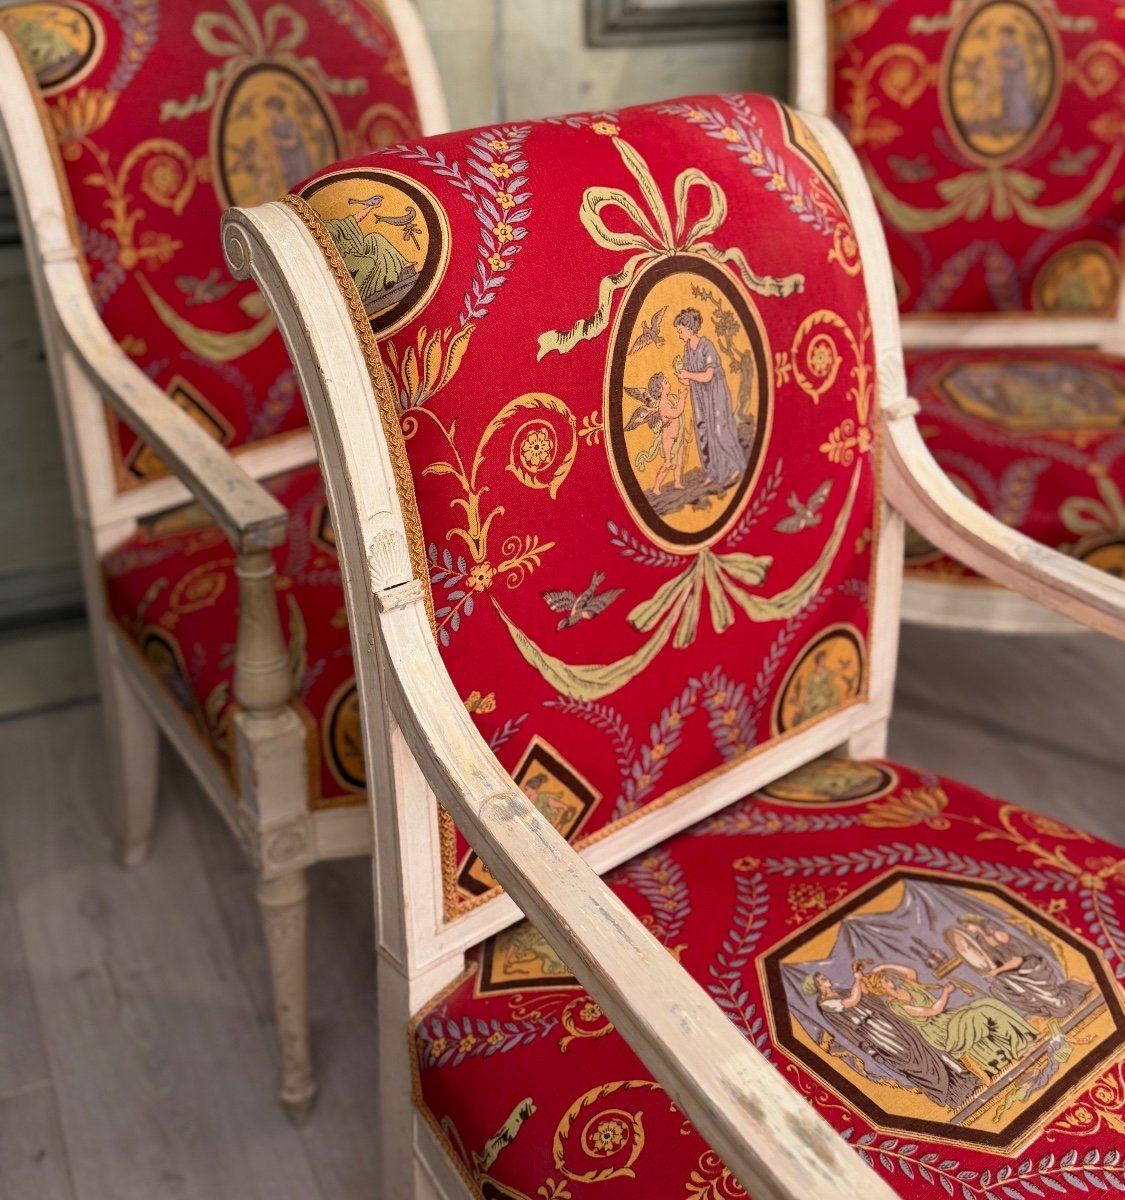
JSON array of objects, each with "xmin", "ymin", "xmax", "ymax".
[
  {"xmin": 628, "ymin": 306, "xmax": 667, "ymax": 354},
  {"xmin": 774, "ymin": 480, "xmax": 832, "ymax": 533},
  {"xmin": 175, "ymin": 267, "xmax": 238, "ymax": 307},
  {"xmin": 542, "ymin": 570, "xmax": 625, "ymax": 630},
  {"xmin": 623, "ymin": 386, "xmax": 663, "ymax": 433}
]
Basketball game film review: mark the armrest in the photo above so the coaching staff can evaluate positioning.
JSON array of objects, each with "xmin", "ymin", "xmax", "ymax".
[
  {"xmin": 377, "ymin": 582, "xmax": 896, "ymax": 1200},
  {"xmin": 45, "ymin": 257, "xmax": 287, "ymax": 553},
  {"xmin": 885, "ymin": 408, "xmax": 1125, "ymax": 640}
]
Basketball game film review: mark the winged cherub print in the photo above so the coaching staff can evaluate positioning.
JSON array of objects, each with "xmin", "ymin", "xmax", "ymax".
[
  {"xmin": 626, "ymin": 372, "xmax": 688, "ymax": 496},
  {"xmin": 542, "ymin": 570, "xmax": 625, "ymax": 630}
]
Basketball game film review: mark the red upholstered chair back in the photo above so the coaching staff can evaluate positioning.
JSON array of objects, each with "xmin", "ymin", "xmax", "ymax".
[
  {"xmin": 287, "ymin": 96, "xmax": 892, "ymax": 918},
  {"xmin": 811, "ymin": 0, "xmax": 1125, "ymax": 319},
  {"xmin": 2, "ymin": 0, "xmax": 423, "ymax": 489}
]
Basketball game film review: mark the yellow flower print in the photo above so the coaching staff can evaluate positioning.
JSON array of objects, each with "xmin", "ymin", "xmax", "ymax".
[
  {"xmin": 720, "ymin": 126, "xmax": 740, "ymax": 143},
  {"xmin": 688, "ymin": 108, "xmax": 707, "ymax": 122},
  {"xmin": 466, "ymin": 562, "xmax": 496, "ymax": 591},
  {"xmin": 580, "ymin": 1001, "xmax": 602, "ymax": 1023},
  {"xmin": 748, "ymin": 149, "xmax": 764, "ymax": 167},
  {"xmin": 519, "ymin": 427, "xmax": 554, "ymax": 470},
  {"xmin": 489, "ymin": 161, "xmax": 514, "ymax": 179},
  {"xmin": 791, "ymin": 194, "xmax": 805, "ymax": 210},
  {"xmin": 495, "ymin": 190, "xmax": 516, "ymax": 209},
  {"xmin": 488, "ymin": 138, "xmax": 509, "ymax": 151},
  {"xmin": 458, "ymin": 1034, "xmax": 476, "ymax": 1054},
  {"xmin": 770, "ymin": 171, "xmax": 787, "ymax": 191},
  {"xmin": 487, "ymin": 1030, "xmax": 505, "ymax": 1047},
  {"xmin": 430, "ymin": 1036, "xmax": 448, "ymax": 1058},
  {"xmin": 591, "ymin": 120, "xmax": 620, "ymax": 137},
  {"xmin": 592, "ymin": 1119, "xmax": 628, "ymax": 1152},
  {"xmin": 492, "ymin": 221, "xmax": 515, "ymax": 243},
  {"xmin": 488, "ymin": 251, "xmax": 506, "ymax": 272}
]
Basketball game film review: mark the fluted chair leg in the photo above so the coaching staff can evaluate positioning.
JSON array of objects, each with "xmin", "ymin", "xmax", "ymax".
[
  {"xmin": 104, "ymin": 652, "xmax": 160, "ymax": 868},
  {"xmin": 257, "ymin": 867, "xmax": 316, "ymax": 1124}
]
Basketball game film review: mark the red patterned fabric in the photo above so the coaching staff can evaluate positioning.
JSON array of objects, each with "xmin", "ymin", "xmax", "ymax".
[
  {"xmin": 290, "ymin": 96, "xmax": 882, "ymax": 912},
  {"xmin": 414, "ymin": 758, "xmax": 1125, "ymax": 1198},
  {"xmin": 826, "ymin": 0, "xmax": 1125, "ymax": 316},
  {"xmin": 2, "ymin": 0, "xmax": 421, "ymax": 488},
  {"xmin": 904, "ymin": 346, "xmax": 1125, "ymax": 582},
  {"xmin": 101, "ymin": 464, "xmax": 363, "ymax": 810}
]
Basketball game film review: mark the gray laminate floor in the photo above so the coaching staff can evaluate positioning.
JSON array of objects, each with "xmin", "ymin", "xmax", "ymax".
[{"xmin": 1, "ymin": 624, "xmax": 1124, "ymax": 1199}]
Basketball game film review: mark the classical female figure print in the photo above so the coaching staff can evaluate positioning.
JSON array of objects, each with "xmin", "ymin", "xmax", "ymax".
[
  {"xmin": 946, "ymin": 0, "xmax": 1057, "ymax": 162},
  {"xmin": 804, "ymin": 968, "xmax": 977, "ymax": 1109},
  {"xmin": 944, "ymin": 914, "xmax": 1090, "ymax": 1019},
  {"xmin": 996, "ymin": 23, "xmax": 1036, "ymax": 134},
  {"xmin": 770, "ymin": 874, "xmax": 1118, "ymax": 1146},
  {"xmin": 299, "ymin": 168, "xmax": 450, "ymax": 336},
  {"xmin": 674, "ymin": 306, "xmax": 745, "ymax": 491},
  {"xmin": 265, "ymin": 94, "xmax": 314, "ymax": 190},
  {"xmin": 863, "ymin": 963, "xmax": 1036, "ymax": 1079}
]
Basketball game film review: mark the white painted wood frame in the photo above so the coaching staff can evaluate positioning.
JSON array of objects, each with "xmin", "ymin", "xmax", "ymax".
[
  {"xmin": 222, "ymin": 93, "xmax": 1125, "ymax": 1196},
  {"xmin": 788, "ymin": 0, "xmax": 1124, "ymax": 635},
  {"xmin": 0, "ymin": 0, "xmax": 447, "ymax": 1122}
]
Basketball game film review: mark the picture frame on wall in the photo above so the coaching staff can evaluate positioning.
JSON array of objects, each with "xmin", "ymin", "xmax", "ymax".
[{"xmin": 585, "ymin": 0, "xmax": 786, "ymax": 46}]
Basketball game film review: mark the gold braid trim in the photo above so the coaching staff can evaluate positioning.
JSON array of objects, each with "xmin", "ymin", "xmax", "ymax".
[{"xmin": 281, "ymin": 191, "xmax": 462, "ymax": 920}]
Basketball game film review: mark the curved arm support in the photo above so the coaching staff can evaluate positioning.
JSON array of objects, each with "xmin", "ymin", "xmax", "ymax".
[
  {"xmin": 376, "ymin": 582, "xmax": 897, "ymax": 1200},
  {"xmin": 46, "ymin": 258, "xmax": 287, "ymax": 552},
  {"xmin": 885, "ymin": 412, "xmax": 1125, "ymax": 640}
]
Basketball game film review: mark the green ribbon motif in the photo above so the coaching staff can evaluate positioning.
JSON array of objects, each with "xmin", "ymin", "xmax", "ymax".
[
  {"xmin": 494, "ymin": 467, "xmax": 860, "ymax": 701},
  {"xmin": 160, "ymin": 0, "xmax": 367, "ymax": 123},
  {"xmin": 536, "ymin": 137, "xmax": 804, "ymax": 360}
]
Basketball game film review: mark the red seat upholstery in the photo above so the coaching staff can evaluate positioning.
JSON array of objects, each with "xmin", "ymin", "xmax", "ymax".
[
  {"xmin": 101, "ymin": 464, "xmax": 363, "ymax": 810},
  {"xmin": 906, "ymin": 347, "xmax": 1125, "ymax": 581},
  {"xmin": 415, "ymin": 758, "xmax": 1125, "ymax": 1198}
]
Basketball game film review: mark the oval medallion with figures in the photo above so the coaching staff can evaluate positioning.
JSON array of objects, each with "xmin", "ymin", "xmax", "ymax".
[
  {"xmin": 605, "ymin": 255, "xmax": 771, "ymax": 553},
  {"xmin": 5, "ymin": 1, "xmax": 104, "ymax": 94},
  {"xmin": 773, "ymin": 623, "xmax": 866, "ymax": 734},
  {"xmin": 760, "ymin": 758, "xmax": 897, "ymax": 806},
  {"xmin": 300, "ymin": 167, "xmax": 450, "ymax": 337},
  {"xmin": 1033, "ymin": 242, "xmax": 1120, "ymax": 315},
  {"xmin": 942, "ymin": 0, "xmax": 1060, "ymax": 165},
  {"xmin": 214, "ymin": 63, "xmax": 342, "ymax": 208}
]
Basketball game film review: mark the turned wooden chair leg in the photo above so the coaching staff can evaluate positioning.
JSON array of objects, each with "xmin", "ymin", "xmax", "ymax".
[
  {"xmin": 103, "ymin": 651, "xmax": 160, "ymax": 868},
  {"xmin": 257, "ymin": 867, "xmax": 316, "ymax": 1124}
]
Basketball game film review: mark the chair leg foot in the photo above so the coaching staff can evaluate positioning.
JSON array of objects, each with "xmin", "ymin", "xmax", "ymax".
[
  {"xmin": 256, "ymin": 869, "xmax": 317, "ymax": 1122},
  {"xmin": 104, "ymin": 657, "xmax": 160, "ymax": 868}
]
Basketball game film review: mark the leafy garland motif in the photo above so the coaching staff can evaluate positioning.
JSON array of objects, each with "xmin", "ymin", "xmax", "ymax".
[
  {"xmin": 385, "ymin": 125, "xmax": 533, "ymax": 406},
  {"xmin": 708, "ymin": 870, "xmax": 771, "ymax": 1051},
  {"xmin": 651, "ymin": 95, "xmax": 860, "ymax": 277},
  {"xmin": 843, "ymin": 1134, "xmax": 1125, "ymax": 1199}
]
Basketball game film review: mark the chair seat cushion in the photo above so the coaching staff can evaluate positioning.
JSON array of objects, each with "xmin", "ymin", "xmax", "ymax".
[
  {"xmin": 100, "ymin": 464, "xmax": 364, "ymax": 810},
  {"xmin": 905, "ymin": 347, "xmax": 1125, "ymax": 584},
  {"xmin": 414, "ymin": 758, "xmax": 1125, "ymax": 1197}
]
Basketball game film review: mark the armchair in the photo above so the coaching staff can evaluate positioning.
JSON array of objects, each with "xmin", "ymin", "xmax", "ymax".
[
  {"xmin": 0, "ymin": 0, "xmax": 446, "ymax": 1119},
  {"xmin": 224, "ymin": 93, "xmax": 1125, "ymax": 1196},
  {"xmin": 792, "ymin": 0, "xmax": 1125, "ymax": 632}
]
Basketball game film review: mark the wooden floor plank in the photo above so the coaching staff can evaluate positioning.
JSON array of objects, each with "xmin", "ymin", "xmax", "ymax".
[
  {"xmin": 0, "ymin": 706, "xmax": 324, "ymax": 1200},
  {"xmin": 0, "ymin": 810, "xmax": 51, "ymax": 1097},
  {"xmin": 0, "ymin": 1085, "xmax": 76, "ymax": 1200},
  {"xmin": 178, "ymin": 762, "xmax": 381, "ymax": 1197}
]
